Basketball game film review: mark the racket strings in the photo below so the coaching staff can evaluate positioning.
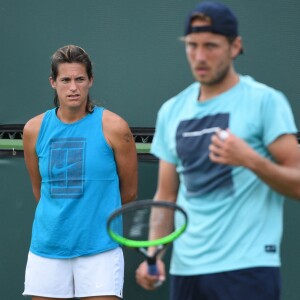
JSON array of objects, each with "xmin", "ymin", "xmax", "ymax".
[
  {"xmin": 125, "ymin": 206, "xmax": 175, "ymax": 241},
  {"xmin": 107, "ymin": 200, "xmax": 188, "ymax": 248}
]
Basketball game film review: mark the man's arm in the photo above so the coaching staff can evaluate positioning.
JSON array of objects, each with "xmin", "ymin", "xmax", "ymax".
[
  {"xmin": 154, "ymin": 159, "xmax": 179, "ymax": 202},
  {"xmin": 135, "ymin": 159, "xmax": 179, "ymax": 290},
  {"xmin": 210, "ymin": 131, "xmax": 300, "ymax": 199},
  {"xmin": 103, "ymin": 110, "xmax": 138, "ymax": 204},
  {"xmin": 152, "ymin": 160, "xmax": 180, "ymax": 260}
]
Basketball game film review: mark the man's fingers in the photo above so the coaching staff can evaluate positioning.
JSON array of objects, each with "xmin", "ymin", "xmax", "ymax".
[{"xmin": 218, "ymin": 129, "xmax": 229, "ymax": 141}]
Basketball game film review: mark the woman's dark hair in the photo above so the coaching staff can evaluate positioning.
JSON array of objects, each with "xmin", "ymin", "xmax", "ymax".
[{"xmin": 50, "ymin": 45, "xmax": 95, "ymax": 113}]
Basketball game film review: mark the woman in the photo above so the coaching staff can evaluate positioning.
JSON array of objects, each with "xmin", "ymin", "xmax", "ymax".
[{"xmin": 23, "ymin": 45, "xmax": 138, "ymax": 300}]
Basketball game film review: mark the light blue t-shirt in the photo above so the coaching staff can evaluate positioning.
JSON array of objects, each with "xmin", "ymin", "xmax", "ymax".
[
  {"xmin": 151, "ymin": 76, "xmax": 297, "ymax": 275},
  {"xmin": 30, "ymin": 106, "xmax": 121, "ymax": 258}
]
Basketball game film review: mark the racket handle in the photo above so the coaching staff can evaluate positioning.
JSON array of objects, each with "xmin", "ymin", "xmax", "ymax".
[
  {"xmin": 147, "ymin": 261, "xmax": 159, "ymax": 275},
  {"xmin": 147, "ymin": 263, "xmax": 163, "ymax": 287}
]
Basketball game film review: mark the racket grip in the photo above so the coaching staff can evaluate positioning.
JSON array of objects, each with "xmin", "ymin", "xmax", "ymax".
[{"xmin": 147, "ymin": 262, "xmax": 159, "ymax": 275}]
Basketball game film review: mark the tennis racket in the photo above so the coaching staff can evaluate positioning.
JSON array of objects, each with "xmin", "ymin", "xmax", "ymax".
[{"xmin": 107, "ymin": 199, "xmax": 188, "ymax": 277}]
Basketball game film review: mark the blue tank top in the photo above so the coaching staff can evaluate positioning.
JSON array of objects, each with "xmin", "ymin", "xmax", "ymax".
[{"xmin": 30, "ymin": 106, "xmax": 122, "ymax": 258}]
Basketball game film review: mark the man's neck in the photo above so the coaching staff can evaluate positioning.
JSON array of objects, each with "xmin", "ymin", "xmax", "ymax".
[{"xmin": 198, "ymin": 71, "xmax": 240, "ymax": 102}]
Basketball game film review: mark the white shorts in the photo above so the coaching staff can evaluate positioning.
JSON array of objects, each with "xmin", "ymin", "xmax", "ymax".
[{"xmin": 23, "ymin": 247, "xmax": 124, "ymax": 298}]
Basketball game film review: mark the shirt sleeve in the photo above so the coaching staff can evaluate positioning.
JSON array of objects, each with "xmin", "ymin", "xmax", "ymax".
[
  {"xmin": 150, "ymin": 103, "xmax": 178, "ymax": 165},
  {"xmin": 261, "ymin": 89, "xmax": 297, "ymax": 146}
]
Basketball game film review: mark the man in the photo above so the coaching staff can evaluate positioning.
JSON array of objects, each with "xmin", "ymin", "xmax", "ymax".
[
  {"xmin": 23, "ymin": 45, "xmax": 137, "ymax": 299},
  {"xmin": 135, "ymin": 2, "xmax": 300, "ymax": 300}
]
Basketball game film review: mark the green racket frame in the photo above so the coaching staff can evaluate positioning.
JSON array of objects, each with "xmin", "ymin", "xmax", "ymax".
[{"xmin": 107, "ymin": 200, "xmax": 188, "ymax": 248}]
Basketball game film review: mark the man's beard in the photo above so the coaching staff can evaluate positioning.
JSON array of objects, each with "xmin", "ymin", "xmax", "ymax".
[{"xmin": 198, "ymin": 63, "xmax": 230, "ymax": 86}]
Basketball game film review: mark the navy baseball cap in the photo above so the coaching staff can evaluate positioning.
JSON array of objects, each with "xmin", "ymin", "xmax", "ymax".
[{"xmin": 184, "ymin": 1, "xmax": 239, "ymax": 37}]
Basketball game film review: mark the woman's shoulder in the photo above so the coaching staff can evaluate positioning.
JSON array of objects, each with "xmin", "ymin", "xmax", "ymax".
[{"xmin": 23, "ymin": 112, "xmax": 46, "ymax": 139}]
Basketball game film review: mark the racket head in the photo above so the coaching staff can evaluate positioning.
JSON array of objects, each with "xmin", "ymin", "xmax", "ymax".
[{"xmin": 107, "ymin": 199, "xmax": 188, "ymax": 248}]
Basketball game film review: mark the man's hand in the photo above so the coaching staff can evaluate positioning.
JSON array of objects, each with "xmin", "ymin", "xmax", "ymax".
[
  {"xmin": 209, "ymin": 129, "xmax": 256, "ymax": 167},
  {"xmin": 135, "ymin": 259, "xmax": 166, "ymax": 290}
]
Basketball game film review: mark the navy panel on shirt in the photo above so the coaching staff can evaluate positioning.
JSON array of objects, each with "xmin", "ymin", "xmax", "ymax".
[{"xmin": 176, "ymin": 113, "xmax": 233, "ymax": 197}]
